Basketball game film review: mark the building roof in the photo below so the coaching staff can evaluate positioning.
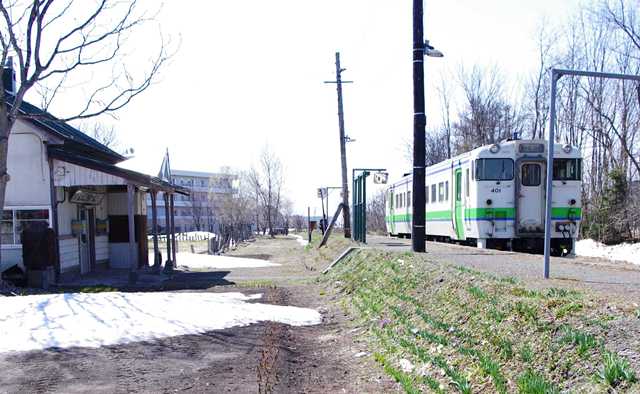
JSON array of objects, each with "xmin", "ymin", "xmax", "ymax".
[
  {"xmin": 9, "ymin": 95, "xmax": 126, "ymax": 164},
  {"xmin": 48, "ymin": 146, "xmax": 189, "ymax": 195}
]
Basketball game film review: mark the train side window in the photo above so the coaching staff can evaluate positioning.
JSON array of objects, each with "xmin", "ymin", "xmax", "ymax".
[
  {"xmin": 475, "ymin": 158, "xmax": 514, "ymax": 181},
  {"xmin": 522, "ymin": 163, "xmax": 541, "ymax": 186},
  {"xmin": 431, "ymin": 184, "xmax": 436, "ymax": 203},
  {"xmin": 553, "ymin": 158, "xmax": 582, "ymax": 181},
  {"xmin": 389, "ymin": 192, "xmax": 393, "ymax": 208},
  {"xmin": 407, "ymin": 191, "xmax": 411, "ymax": 207},
  {"xmin": 438, "ymin": 182, "xmax": 444, "ymax": 202},
  {"xmin": 425, "ymin": 187, "xmax": 429, "ymax": 204},
  {"xmin": 465, "ymin": 169, "xmax": 470, "ymax": 197},
  {"xmin": 445, "ymin": 181, "xmax": 449, "ymax": 201}
]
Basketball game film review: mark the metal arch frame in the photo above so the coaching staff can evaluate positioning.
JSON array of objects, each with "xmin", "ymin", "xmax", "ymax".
[{"xmin": 544, "ymin": 68, "xmax": 640, "ymax": 279}]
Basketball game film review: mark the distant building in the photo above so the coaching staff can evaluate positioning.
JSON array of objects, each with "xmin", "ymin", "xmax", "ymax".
[{"xmin": 147, "ymin": 169, "xmax": 236, "ymax": 233}]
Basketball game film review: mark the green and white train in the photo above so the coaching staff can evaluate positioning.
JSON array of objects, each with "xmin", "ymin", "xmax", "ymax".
[{"xmin": 385, "ymin": 138, "xmax": 582, "ymax": 255}]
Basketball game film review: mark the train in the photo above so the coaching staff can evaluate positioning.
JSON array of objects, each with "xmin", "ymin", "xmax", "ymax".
[{"xmin": 385, "ymin": 137, "xmax": 582, "ymax": 255}]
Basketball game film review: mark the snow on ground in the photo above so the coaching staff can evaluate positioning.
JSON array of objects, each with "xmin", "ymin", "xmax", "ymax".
[
  {"xmin": 0, "ymin": 291, "xmax": 321, "ymax": 353},
  {"xmin": 172, "ymin": 252, "xmax": 280, "ymax": 269},
  {"xmin": 575, "ymin": 239, "xmax": 640, "ymax": 266},
  {"xmin": 148, "ymin": 231, "xmax": 216, "ymax": 240},
  {"xmin": 291, "ymin": 234, "xmax": 309, "ymax": 246}
]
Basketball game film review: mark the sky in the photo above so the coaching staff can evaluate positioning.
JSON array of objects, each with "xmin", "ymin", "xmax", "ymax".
[{"xmin": 67, "ymin": 0, "xmax": 584, "ymax": 216}]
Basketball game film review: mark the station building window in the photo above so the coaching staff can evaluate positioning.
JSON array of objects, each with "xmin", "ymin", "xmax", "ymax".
[{"xmin": 1, "ymin": 208, "xmax": 50, "ymax": 245}]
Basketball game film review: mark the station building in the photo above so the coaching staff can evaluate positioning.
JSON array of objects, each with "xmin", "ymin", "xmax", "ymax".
[{"xmin": 1, "ymin": 94, "xmax": 187, "ymax": 279}]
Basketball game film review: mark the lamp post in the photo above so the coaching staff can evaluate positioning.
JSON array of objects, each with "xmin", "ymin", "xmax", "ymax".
[{"xmin": 412, "ymin": 0, "xmax": 443, "ymax": 253}]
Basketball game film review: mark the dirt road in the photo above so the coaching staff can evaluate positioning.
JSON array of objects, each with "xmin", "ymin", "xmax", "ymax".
[{"xmin": 0, "ymin": 236, "xmax": 394, "ymax": 394}]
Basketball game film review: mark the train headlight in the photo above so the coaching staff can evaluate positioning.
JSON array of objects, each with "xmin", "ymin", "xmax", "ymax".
[
  {"xmin": 562, "ymin": 144, "xmax": 572, "ymax": 153},
  {"xmin": 569, "ymin": 199, "xmax": 576, "ymax": 206},
  {"xmin": 489, "ymin": 144, "xmax": 500, "ymax": 153},
  {"xmin": 486, "ymin": 199, "xmax": 493, "ymax": 206}
]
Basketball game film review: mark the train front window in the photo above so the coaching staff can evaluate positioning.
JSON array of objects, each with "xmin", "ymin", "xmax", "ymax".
[
  {"xmin": 521, "ymin": 163, "xmax": 541, "ymax": 186},
  {"xmin": 553, "ymin": 159, "xmax": 581, "ymax": 181},
  {"xmin": 475, "ymin": 158, "xmax": 514, "ymax": 181}
]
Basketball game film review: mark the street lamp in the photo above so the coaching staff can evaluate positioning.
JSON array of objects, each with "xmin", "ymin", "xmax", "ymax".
[
  {"xmin": 412, "ymin": 0, "xmax": 443, "ymax": 253},
  {"xmin": 424, "ymin": 40, "xmax": 444, "ymax": 58}
]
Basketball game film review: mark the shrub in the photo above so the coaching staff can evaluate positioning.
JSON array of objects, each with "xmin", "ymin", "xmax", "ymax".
[{"xmin": 598, "ymin": 352, "xmax": 637, "ymax": 388}]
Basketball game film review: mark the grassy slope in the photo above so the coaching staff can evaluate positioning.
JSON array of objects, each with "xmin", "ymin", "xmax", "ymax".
[{"xmin": 324, "ymin": 249, "xmax": 639, "ymax": 393}]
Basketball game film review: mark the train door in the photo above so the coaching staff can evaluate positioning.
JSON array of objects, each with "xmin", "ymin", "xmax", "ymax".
[
  {"xmin": 517, "ymin": 162, "xmax": 545, "ymax": 234},
  {"xmin": 78, "ymin": 206, "xmax": 96, "ymax": 275},
  {"xmin": 389, "ymin": 188, "xmax": 396, "ymax": 234},
  {"xmin": 454, "ymin": 169, "xmax": 465, "ymax": 240}
]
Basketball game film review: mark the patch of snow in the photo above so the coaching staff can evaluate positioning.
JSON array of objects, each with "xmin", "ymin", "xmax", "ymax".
[
  {"xmin": 173, "ymin": 252, "xmax": 280, "ymax": 269},
  {"xmin": 0, "ymin": 291, "xmax": 321, "ymax": 353},
  {"xmin": 399, "ymin": 358, "xmax": 414, "ymax": 373},
  {"xmin": 148, "ymin": 231, "xmax": 216, "ymax": 240},
  {"xmin": 575, "ymin": 239, "xmax": 640, "ymax": 266},
  {"xmin": 291, "ymin": 234, "xmax": 309, "ymax": 246}
]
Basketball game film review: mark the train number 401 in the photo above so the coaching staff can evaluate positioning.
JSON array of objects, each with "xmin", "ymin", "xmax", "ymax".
[{"xmin": 490, "ymin": 188, "xmax": 501, "ymax": 193}]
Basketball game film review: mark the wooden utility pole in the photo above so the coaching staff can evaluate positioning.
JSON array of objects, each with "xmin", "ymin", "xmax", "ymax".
[
  {"xmin": 325, "ymin": 52, "xmax": 353, "ymax": 238},
  {"xmin": 412, "ymin": 0, "xmax": 426, "ymax": 252}
]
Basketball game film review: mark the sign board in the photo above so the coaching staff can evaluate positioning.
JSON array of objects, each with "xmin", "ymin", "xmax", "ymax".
[
  {"xmin": 70, "ymin": 189, "xmax": 104, "ymax": 205},
  {"xmin": 373, "ymin": 172, "xmax": 389, "ymax": 184},
  {"xmin": 96, "ymin": 219, "xmax": 109, "ymax": 235},
  {"xmin": 71, "ymin": 220, "xmax": 84, "ymax": 236}
]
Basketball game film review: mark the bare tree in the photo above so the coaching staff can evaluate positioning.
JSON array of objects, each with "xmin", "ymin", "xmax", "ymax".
[
  {"xmin": 90, "ymin": 123, "xmax": 118, "ymax": 148},
  {"xmin": 248, "ymin": 145, "xmax": 285, "ymax": 237},
  {"xmin": 210, "ymin": 172, "xmax": 254, "ymax": 247},
  {"xmin": 188, "ymin": 192, "xmax": 205, "ymax": 231},
  {"xmin": 0, "ymin": 1, "xmax": 169, "ymax": 257},
  {"xmin": 78, "ymin": 122, "xmax": 118, "ymax": 148},
  {"xmin": 366, "ymin": 190, "xmax": 387, "ymax": 235},
  {"xmin": 453, "ymin": 65, "xmax": 525, "ymax": 152}
]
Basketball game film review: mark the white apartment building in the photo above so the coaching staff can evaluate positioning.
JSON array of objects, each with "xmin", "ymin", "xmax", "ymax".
[{"xmin": 147, "ymin": 170, "xmax": 236, "ymax": 233}]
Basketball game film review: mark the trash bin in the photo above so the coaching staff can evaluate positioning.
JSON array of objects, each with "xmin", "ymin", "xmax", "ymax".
[{"xmin": 21, "ymin": 222, "xmax": 56, "ymax": 288}]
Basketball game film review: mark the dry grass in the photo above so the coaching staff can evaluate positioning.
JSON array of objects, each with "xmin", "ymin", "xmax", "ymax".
[{"xmin": 325, "ymin": 249, "xmax": 640, "ymax": 393}]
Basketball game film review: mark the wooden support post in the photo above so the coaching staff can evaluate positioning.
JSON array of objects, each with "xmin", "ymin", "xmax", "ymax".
[
  {"xmin": 151, "ymin": 190, "xmax": 160, "ymax": 268},
  {"xmin": 127, "ymin": 184, "xmax": 137, "ymax": 284},
  {"xmin": 170, "ymin": 193, "xmax": 177, "ymax": 266},
  {"xmin": 163, "ymin": 192, "xmax": 173, "ymax": 272}
]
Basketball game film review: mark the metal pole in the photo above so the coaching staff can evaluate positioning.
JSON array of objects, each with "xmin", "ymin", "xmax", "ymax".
[
  {"xmin": 307, "ymin": 206, "xmax": 311, "ymax": 243},
  {"xmin": 412, "ymin": 0, "xmax": 426, "ymax": 252},
  {"xmin": 363, "ymin": 172, "xmax": 367, "ymax": 243},
  {"xmin": 543, "ymin": 70, "xmax": 560, "ymax": 279},
  {"xmin": 334, "ymin": 52, "xmax": 351, "ymax": 238},
  {"xmin": 151, "ymin": 190, "xmax": 160, "ymax": 267},
  {"xmin": 127, "ymin": 184, "xmax": 137, "ymax": 284},
  {"xmin": 170, "ymin": 193, "xmax": 177, "ymax": 266}
]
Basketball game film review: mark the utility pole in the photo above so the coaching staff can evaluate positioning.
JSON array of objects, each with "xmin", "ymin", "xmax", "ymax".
[
  {"xmin": 412, "ymin": 0, "xmax": 426, "ymax": 252},
  {"xmin": 325, "ymin": 52, "xmax": 353, "ymax": 238}
]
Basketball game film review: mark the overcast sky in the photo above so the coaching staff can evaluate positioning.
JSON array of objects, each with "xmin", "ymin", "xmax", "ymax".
[{"xmin": 107, "ymin": 0, "xmax": 583, "ymax": 216}]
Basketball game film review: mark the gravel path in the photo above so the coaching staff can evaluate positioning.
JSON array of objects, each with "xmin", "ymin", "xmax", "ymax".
[{"xmin": 367, "ymin": 235, "xmax": 640, "ymax": 301}]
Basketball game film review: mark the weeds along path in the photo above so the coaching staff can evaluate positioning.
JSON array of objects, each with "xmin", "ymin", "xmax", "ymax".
[{"xmin": 323, "ymin": 248, "xmax": 640, "ymax": 393}]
